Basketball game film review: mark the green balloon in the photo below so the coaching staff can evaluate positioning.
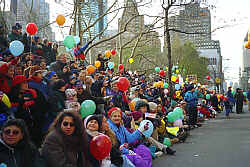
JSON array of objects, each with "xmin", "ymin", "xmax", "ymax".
[
  {"xmin": 243, "ymin": 92, "xmax": 247, "ymax": 97},
  {"xmin": 163, "ymin": 137, "xmax": 171, "ymax": 147},
  {"xmin": 174, "ymin": 107, "xmax": 183, "ymax": 118},
  {"xmin": 80, "ymin": 100, "xmax": 96, "ymax": 118},
  {"xmin": 183, "ymin": 69, "xmax": 186, "ymax": 72},
  {"xmin": 64, "ymin": 35, "xmax": 75, "ymax": 49},
  {"xmin": 163, "ymin": 83, "xmax": 168, "ymax": 88},
  {"xmin": 155, "ymin": 67, "xmax": 160, "ymax": 73},
  {"xmin": 206, "ymin": 94, "xmax": 210, "ymax": 100},
  {"xmin": 168, "ymin": 112, "xmax": 178, "ymax": 123},
  {"xmin": 232, "ymin": 90, "xmax": 236, "ymax": 95}
]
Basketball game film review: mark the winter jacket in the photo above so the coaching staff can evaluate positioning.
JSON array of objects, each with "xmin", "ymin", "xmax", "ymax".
[
  {"xmin": 91, "ymin": 79, "xmax": 104, "ymax": 97},
  {"xmin": 41, "ymin": 130, "xmax": 88, "ymax": 167},
  {"xmin": 77, "ymin": 89, "xmax": 105, "ymax": 104},
  {"xmin": 184, "ymin": 91, "xmax": 196, "ymax": 107},
  {"xmin": 108, "ymin": 119, "xmax": 141, "ymax": 145},
  {"xmin": 0, "ymin": 138, "xmax": 46, "ymax": 167},
  {"xmin": 8, "ymin": 32, "xmax": 22, "ymax": 42},
  {"xmin": 42, "ymin": 45, "xmax": 53, "ymax": 64},
  {"xmin": 247, "ymin": 90, "xmax": 250, "ymax": 101},
  {"xmin": 234, "ymin": 92, "xmax": 244, "ymax": 104}
]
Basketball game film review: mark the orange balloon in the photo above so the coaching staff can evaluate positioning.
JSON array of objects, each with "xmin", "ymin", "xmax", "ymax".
[
  {"xmin": 56, "ymin": 15, "xmax": 66, "ymax": 26},
  {"xmin": 105, "ymin": 50, "xmax": 112, "ymax": 58},
  {"xmin": 95, "ymin": 61, "xmax": 101, "ymax": 68},
  {"xmin": 87, "ymin": 65, "xmax": 95, "ymax": 74}
]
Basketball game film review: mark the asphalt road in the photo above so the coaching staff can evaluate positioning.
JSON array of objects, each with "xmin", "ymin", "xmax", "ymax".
[{"xmin": 153, "ymin": 105, "xmax": 250, "ymax": 167}]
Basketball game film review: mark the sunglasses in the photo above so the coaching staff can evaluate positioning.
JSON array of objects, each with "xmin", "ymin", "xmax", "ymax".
[
  {"xmin": 77, "ymin": 87, "xmax": 83, "ymax": 90},
  {"xmin": 3, "ymin": 129, "xmax": 21, "ymax": 136},
  {"xmin": 62, "ymin": 121, "xmax": 75, "ymax": 127}
]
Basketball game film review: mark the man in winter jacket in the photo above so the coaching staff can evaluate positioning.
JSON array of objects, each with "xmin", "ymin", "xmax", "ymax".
[
  {"xmin": 184, "ymin": 85, "xmax": 198, "ymax": 128},
  {"xmin": 234, "ymin": 88, "xmax": 244, "ymax": 114},
  {"xmin": 247, "ymin": 88, "xmax": 250, "ymax": 111},
  {"xmin": 49, "ymin": 53, "xmax": 67, "ymax": 78}
]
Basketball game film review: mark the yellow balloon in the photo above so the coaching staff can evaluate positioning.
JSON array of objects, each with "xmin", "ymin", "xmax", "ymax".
[
  {"xmin": 129, "ymin": 58, "xmax": 134, "ymax": 64},
  {"xmin": 166, "ymin": 66, "xmax": 168, "ymax": 71},
  {"xmin": 171, "ymin": 76, "xmax": 177, "ymax": 82},
  {"xmin": 181, "ymin": 83, "xmax": 185, "ymax": 87},
  {"xmin": 2, "ymin": 94, "xmax": 11, "ymax": 108},
  {"xmin": 158, "ymin": 81, "xmax": 163, "ymax": 88},
  {"xmin": 94, "ymin": 61, "xmax": 101, "ymax": 68},
  {"xmin": 105, "ymin": 50, "xmax": 112, "ymax": 58},
  {"xmin": 186, "ymin": 78, "xmax": 189, "ymax": 81},
  {"xmin": 176, "ymin": 69, "xmax": 179, "ymax": 74},
  {"xmin": 56, "ymin": 15, "xmax": 66, "ymax": 26},
  {"xmin": 153, "ymin": 82, "xmax": 158, "ymax": 87}
]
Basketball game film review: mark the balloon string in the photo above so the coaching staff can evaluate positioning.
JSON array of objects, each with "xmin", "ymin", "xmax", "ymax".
[
  {"xmin": 59, "ymin": 26, "xmax": 65, "ymax": 39},
  {"xmin": 30, "ymin": 36, "xmax": 33, "ymax": 55}
]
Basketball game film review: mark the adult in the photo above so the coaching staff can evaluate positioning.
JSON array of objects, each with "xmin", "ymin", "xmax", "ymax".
[
  {"xmin": 42, "ymin": 39, "xmax": 53, "ymax": 64},
  {"xmin": 8, "ymin": 24, "xmax": 22, "ymax": 42},
  {"xmin": 247, "ymin": 88, "xmax": 250, "ymax": 111},
  {"xmin": 96, "ymin": 53, "xmax": 110, "ymax": 71},
  {"xmin": 0, "ymin": 119, "xmax": 45, "ymax": 167},
  {"xmin": 107, "ymin": 107, "xmax": 152, "ymax": 167},
  {"xmin": 49, "ymin": 53, "xmax": 68, "ymax": 79},
  {"xmin": 234, "ymin": 88, "xmax": 244, "ymax": 114},
  {"xmin": 41, "ymin": 111, "xmax": 90, "ymax": 167},
  {"xmin": 226, "ymin": 87, "xmax": 235, "ymax": 112},
  {"xmin": 184, "ymin": 85, "xmax": 198, "ymax": 128}
]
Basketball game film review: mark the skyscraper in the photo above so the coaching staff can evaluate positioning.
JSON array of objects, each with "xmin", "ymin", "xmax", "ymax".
[{"xmin": 81, "ymin": 0, "xmax": 108, "ymax": 42}]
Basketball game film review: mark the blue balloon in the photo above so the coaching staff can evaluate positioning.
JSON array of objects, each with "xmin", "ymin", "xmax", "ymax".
[
  {"xmin": 175, "ymin": 84, "xmax": 180, "ymax": 90},
  {"xmin": 9, "ymin": 40, "xmax": 24, "ymax": 57},
  {"xmin": 229, "ymin": 81, "xmax": 233, "ymax": 86},
  {"xmin": 108, "ymin": 62, "xmax": 114, "ymax": 69},
  {"xmin": 139, "ymin": 120, "xmax": 154, "ymax": 138},
  {"xmin": 74, "ymin": 36, "xmax": 80, "ymax": 44}
]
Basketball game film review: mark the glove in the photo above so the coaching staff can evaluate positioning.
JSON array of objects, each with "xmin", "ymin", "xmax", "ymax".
[
  {"xmin": 138, "ymin": 122, "xmax": 149, "ymax": 133},
  {"xmin": 23, "ymin": 100, "xmax": 35, "ymax": 109}
]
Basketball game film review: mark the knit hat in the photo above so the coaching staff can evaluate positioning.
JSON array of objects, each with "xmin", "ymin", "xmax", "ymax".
[
  {"xmin": 53, "ymin": 79, "xmax": 66, "ymax": 90},
  {"xmin": 84, "ymin": 115, "xmax": 100, "ymax": 130},
  {"xmin": 65, "ymin": 89, "xmax": 77, "ymax": 100},
  {"xmin": 148, "ymin": 102, "xmax": 157, "ymax": 111},
  {"xmin": 12, "ymin": 75, "xmax": 29, "ymax": 87},
  {"xmin": 134, "ymin": 100, "xmax": 149, "ymax": 111},
  {"xmin": 130, "ymin": 111, "xmax": 143, "ymax": 121},
  {"xmin": 108, "ymin": 107, "xmax": 122, "ymax": 118},
  {"xmin": 47, "ymin": 71, "xmax": 56, "ymax": 80}
]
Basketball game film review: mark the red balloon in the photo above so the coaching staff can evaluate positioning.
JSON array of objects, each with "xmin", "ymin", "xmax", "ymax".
[
  {"xmin": 159, "ymin": 70, "xmax": 165, "ymax": 77},
  {"xmin": 117, "ymin": 77, "xmax": 130, "ymax": 92},
  {"xmin": 206, "ymin": 75, "xmax": 211, "ymax": 80},
  {"xmin": 79, "ymin": 54, "xmax": 85, "ymax": 60},
  {"xmin": 90, "ymin": 135, "xmax": 112, "ymax": 160},
  {"xmin": 118, "ymin": 64, "xmax": 124, "ymax": 70},
  {"xmin": 176, "ymin": 77, "xmax": 179, "ymax": 83},
  {"xmin": 26, "ymin": 23, "xmax": 37, "ymax": 35},
  {"xmin": 111, "ymin": 49, "xmax": 116, "ymax": 55}
]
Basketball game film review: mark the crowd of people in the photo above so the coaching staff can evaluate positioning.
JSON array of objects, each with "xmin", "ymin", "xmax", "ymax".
[{"xmin": 0, "ymin": 23, "xmax": 249, "ymax": 167}]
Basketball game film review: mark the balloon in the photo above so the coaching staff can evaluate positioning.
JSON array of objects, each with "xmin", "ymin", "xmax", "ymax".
[
  {"xmin": 94, "ymin": 61, "xmax": 101, "ymax": 68},
  {"xmin": 174, "ymin": 107, "xmax": 183, "ymax": 118},
  {"xmin": 74, "ymin": 36, "xmax": 80, "ymax": 44},
  {"xmin": 159, "ymin": 70, "xmax": 165, "ymax": 77},
  {"xmin": 206, "ymin": 75, "xmax": 211, "ymax": 80},
  {"xmin": 175, "ymin": 84, "xmax": 180, "ymax": 90},
  {"xmin": 139, "ymin": 120, "xmax": 154, "ymax": 138},
  {"xmin": 80, "ymin": 100, "xmax": 96, "ymax": 118},
  {"xmin": 229, "ymin": 81, "xmax": 233, "ymax": 86},
  {"xmin": 157, "ymin": 81, "xmax": 164, "ymax": 88},
  {"xmin": 90, "ymin": 135, "xmax": 112, "ymax": 160},
  {"xmin": 167, "ymin": 112, "xmax": 179, "ymax": 123},
  {"xmin": 9, "ymin": 40, "xmax": 24, "ymax": 57},
  {"xmin": 171, "ymin": 76, "xmax": 177, "ymax": 82},
  {"xmin": 129, "ymin": 98, "xmax": 140, "ymax": 111},
  {"xmin": 181, "ymin": 83, "xmax": 185, "ymax": 87},
  {"xmin": 155, "ymin": 67, "xmax": 160, "ymax": 73},
  {"xmin": 108, "ymin": 62, "xmax": 114, "ymax": 69},
  {"xmin": 166, "ymin": 66, "xmax": 168, "ymax": 71},
  {"xmin": 118, "ymin": 64, "xmax": 124, "ymax": 70},
  {"xmin": 163, "ymin": 137, "xmax": 171, "ymax": 147},
  {"xmin": 105, "ymin": 50, "xmax": 112, "ymax": 58},
  {"xmin": 56, "ymin": 15, "xmax": 66, "ymax": 26},
  {"xmin": 232, "ymin": 90, "xmax": 236, "ymax": 95},
  {"xmin": 176, "ymin": 69, "xmax": 179, "ymax": 74},
  {"xmin": 164, "ymin": 89, "xmax": 169, "ymax": 94},
  {"xmin": 173, "ymin": 119, "xmax": 183, "ymax": 128},
  {"xmin": 26, "ymin": 23, "xmax": 37, "ymax": 35},
  {"xmin": 129, "ymin": 58, "xmax": 134, "ymax": 64},
  {"xmin": 86, "ymin": 65, "xmax": 95, "ymax": 74},
  {"xmin": 64, "ymin": 35, "xmax": 75, "ymax": 49},
  {"xmin": 111, "ymin": 49, "xmax": 116, "ymax": 55},
  {"xmin": 206, "ymin": 94, "xmax": 210, "ymax": 100},
  {"xmin": 117, "ymin": 77, "xmax": 130, "ymax": 92},
  {"xmin": 1, "ymin": 94, "xmax": 11, "ymax": 108},
  {"xmin": 163, "ymin": 83, "xmax": 168, "ymax": 89},
  {"xmin": 243, "ymin": 92, "xmax": 247, "ymax": 97},
  {"xmin": 183, "ymin": 69, "xmax": 186, "ymax": 72},
  {"xmin": 153, "ymin": 82, "xmax": 158, "ymax": 87}
]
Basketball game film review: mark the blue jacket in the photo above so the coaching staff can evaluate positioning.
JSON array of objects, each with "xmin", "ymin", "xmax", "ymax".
[
  {"xmin": 247, "ymin": 90, "xmax": 250, "ymax": 100},
  {"xmin": 184, "ymin": 91, "xmax": 196, "ymax": 107},
  {"xmin": 108, "ymin": 119, "xmax": 141, "ymax": 145}
]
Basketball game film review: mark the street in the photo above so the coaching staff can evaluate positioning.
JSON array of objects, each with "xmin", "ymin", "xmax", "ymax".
[{"xmin": 153, "ymin": 105, "xmax": 250, "ymax": 167}]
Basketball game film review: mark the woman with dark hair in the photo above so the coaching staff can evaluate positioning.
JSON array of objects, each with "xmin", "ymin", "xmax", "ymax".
[
  {"xmin": 0, "ymin": 119, "xmax": 45, "ymax": 167},
  {"xmin": 41, "ymin": 111, "xmax": 90, "ymax": 167}
]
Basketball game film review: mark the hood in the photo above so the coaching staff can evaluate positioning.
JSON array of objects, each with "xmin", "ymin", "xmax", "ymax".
[{"xmin": 0, "ymin": 137, "xmax": 14, "ymax": 151}]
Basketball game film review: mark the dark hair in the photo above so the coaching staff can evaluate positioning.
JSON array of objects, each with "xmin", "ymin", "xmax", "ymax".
[
  {"xmin": 1, "ymin": 119, "xmax": 36, "ymax": 167},
  {"xmin": 49, "ymin": 111, "xmax": 84, "ymax": 136}
]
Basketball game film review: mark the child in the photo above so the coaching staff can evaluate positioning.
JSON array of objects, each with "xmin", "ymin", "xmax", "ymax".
[{"xmin": 224, "ymin": 97, "xmax": 231, "ymax": 119}]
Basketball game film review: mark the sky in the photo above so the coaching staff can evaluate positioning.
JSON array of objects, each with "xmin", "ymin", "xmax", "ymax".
[{"xmin": 6, "ymin": 0, "xmax": 250, "ymax": 83}]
